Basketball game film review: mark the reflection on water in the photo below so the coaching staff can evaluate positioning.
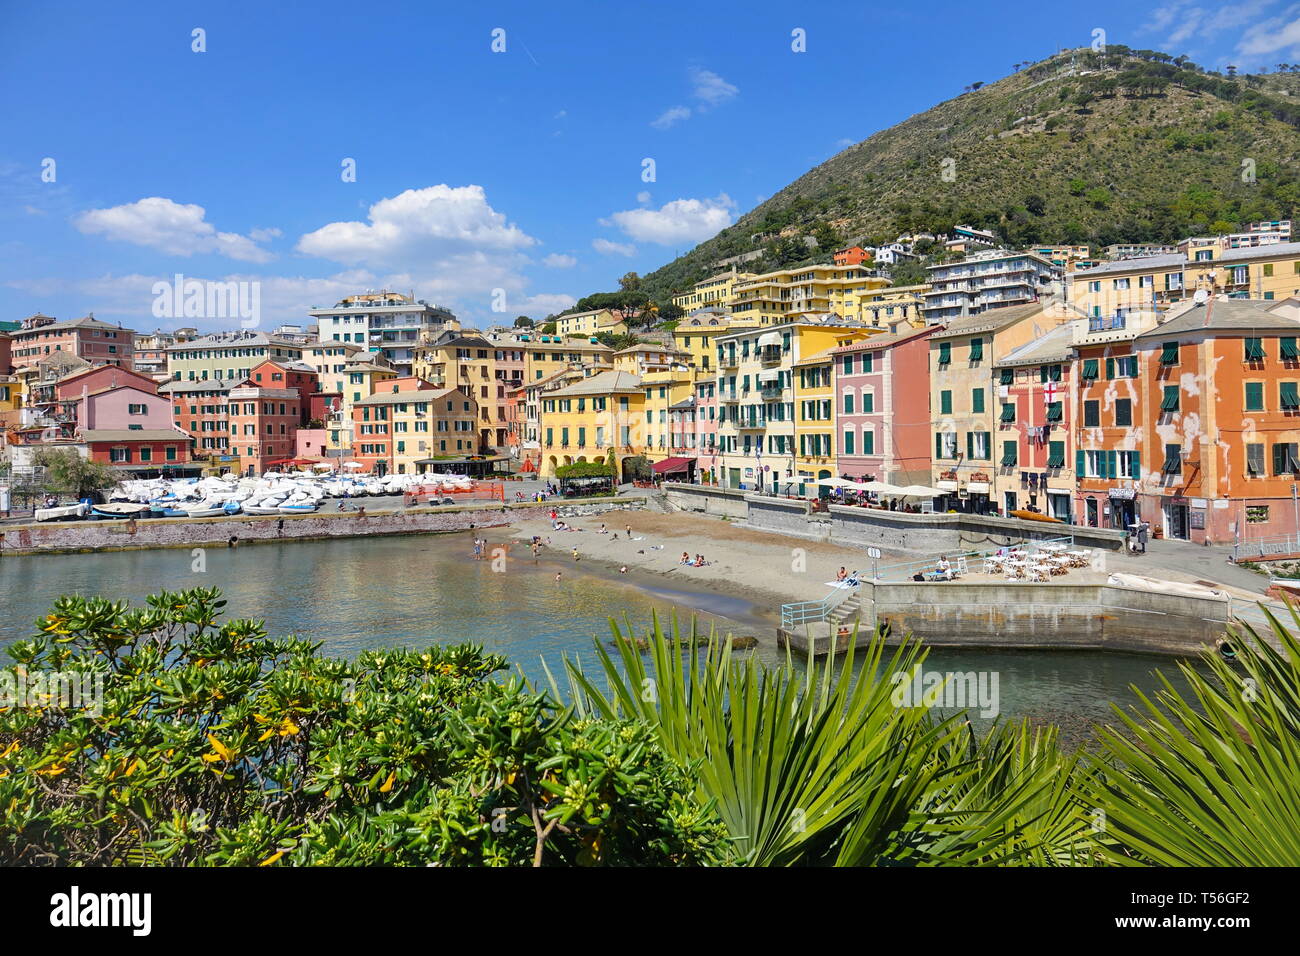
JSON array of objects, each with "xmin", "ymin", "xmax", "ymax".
[{"xmin": 1, "ymin": 532, "xmax": 1205, "ymax": 744}]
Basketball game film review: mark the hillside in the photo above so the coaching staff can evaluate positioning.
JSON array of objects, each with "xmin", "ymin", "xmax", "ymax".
[{"xmin": 641, "ymin": 47, "xmax": 1300, "ymax": 303}]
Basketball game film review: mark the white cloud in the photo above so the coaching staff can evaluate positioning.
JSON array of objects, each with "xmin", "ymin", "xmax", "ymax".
[
  {"xmin": 651, "ymin": 106, "xmax": 692, "ymax": 129},
  {"xmin": 636, "ymin": 190, "xmax": 652, "ymax": 204},
  {"xmin": 542, "ymin": 253, "xmax": 577, "ymax": 268},
  {"xmin": 248, "ymin": 227, "xmax": 283, "ymax": 242},
  {"xmin": 592, "ymin": 238, "xmax": 637, "ymax": 257},
  {"xmin": 297, "ymin": 184, "xmax": 535, "ymax": 267},
  {"xmin": 554, "ymin": 109, "xmax": 567, "ymax": 119},
  {"xmin": 75, "ymin": 197, "xmax": 276, "ymax": 263},
  {"xmin": 835, "ymin": 137, "xmax": 855, "ymax": 149},
  {"xmin": 1237, "ymin": 3, "xmax": 1300, "ymax": 56},
  {"xmin": 690, "ymin": 67, "xmax": 738, "ymax": 106},
  {"xmin": 602, "ymin": 194, "xmax": 736, "ymax": 245}
]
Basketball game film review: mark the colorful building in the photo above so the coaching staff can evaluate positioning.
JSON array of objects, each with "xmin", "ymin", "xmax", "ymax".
[
  {"xmin": 831, "ymin": 325, "xmax": 938, "ymax": 485},
  {"xmin": 350, "ymin": 381, "xmax": 479, "ymax": 476},
  {"xmin": 669, "ymin": 270, "xmax": 756, "ymax": 313},
  {"xmin": 538, "ymin": 370, "xmax": 645, "ymax": 479},
  {"xmin": 166, "ymin": 330, "xmax": 303, "ymax": 384},
  {"xmin": 929, "ymin": 303, "xmax": 1057, "ymax": 512},
  {"xmin": 922, "ymin": 251, "xmax": 1061, "ymax": 324},
  {"xmin": 793, "ymin": 350, "xmax": 836, "ymax": 493},
  {"xmin": 554, "ymin": 308, "xmax": 628, "ymax": 338},
  {"xmin": 9, "ymin": 314, "xmax": 135, "ymax": 371}
]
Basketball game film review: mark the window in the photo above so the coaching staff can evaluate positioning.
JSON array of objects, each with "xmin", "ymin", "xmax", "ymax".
[
  {"xmin": 1160, "ymin": 342, "xmax": 1179, "ymax": 365},
  {"xmin": 842, "ymin": 355, "xmax": 854, "ymax": 375},
  {"xmin": 1000, "ymin": 402, "xmax": 1015, "ymax": 423},
  {"xmin": 940, "ymin": 390, "xmax": 952, "ymax": 415},
  {"xmin": 969, "ymin": 338, "xmax": 983, "ymax": 362},
  {"xmin": 1247, "ymin": 443, "xmax": 1265, "ymax": 477},
  {"xmin": 863, "ymin": 430, "xmax": 875, "ymax": 455},
  {"xmin": 938, "ymin": 342, "xmax": 951, "ymax": 367},
  {"xmin": 1245, "ymin": 338, "xmax": 1265, "ymax": 361},
  {"xmin": 843, "ymin": 392, "xmax": 854, "ymax": 414},
  {"xmin": 1245, "ymin": 382, "xmax": 1265, "ymax": 412},
  {"xmin": 1275, "ymin": 442, "xmax": 1299, "ymax": 475},
  {"xmin": 1081, "ymin": 359, "xmax": 1098, "ymax": 381},
  {"xmin": 1047, "ymin": 441, "xmax": 1065, "ymax": 468},
  {"xmin": 998, "ymin": 368, "xmax": 1013, "ymax": 385},
  {"xmin": 1001, "ymin": 441, "xmax": 1017, "ymax": 467},
  {"xmin": 843, "ymin": 429, "xmax": 855, "ymax": 455},
  {"xmin": 1282, "ymin": 382, "xmax": 1300, "ymax": 410},
  {"xmin": 1160, "ymin": 386, "xmax": 1179, "ymax": 412},
  {"xmin": 127, "ymin": 403, "xmax": 147, "ymax": 415},
  {"xmin": 1083, "ymin": 401, "xmax": 1100, "ymax": 427},
  {"xmin": 1163, "ymin": 444, "xmax": 1182, "ymax": 473},
  {"xmin": 1118, "ymin": 450, "xmax": 1140, "ymax": 479},
  {"xmin": 1107, "ymin": 355, "xmax": 1138, "ymax": 379},
  {"xmin": 1046, "ymin": 402, "xmax": 1062, "ymax": 423},
  {"xmin": 968, "ymin": 431, "xmax": 989, "ymax": 460},
  {"xmin": 1283, "ymin": 338, "xmax": 1299, "ymax": 361},
  {"xmin": 1115, "ymin": 398, "xmax": 1132, "ymax": 427},
  {"xmin": 971, "ymin": 388, "xmax": 984, "ymax": 414}
]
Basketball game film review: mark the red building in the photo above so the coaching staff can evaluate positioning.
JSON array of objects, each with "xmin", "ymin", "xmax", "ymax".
[
  {"xmin": 9, "ymin": 314, "xmax": 134, "ymax": 371},
  {"xmin": 227, "ymin": 381, "xmax": 301, "ymax": 475},
  {"xmin": 832, "ymin": 247, "xmax": 873, "ymax": 267},
  {"xmin": 160, "ymin": 379, "xmax": 234, "ymax": 459},
  {"xmin": 250, "ymin": 359, "xmax": 319, "ymax": 426}
]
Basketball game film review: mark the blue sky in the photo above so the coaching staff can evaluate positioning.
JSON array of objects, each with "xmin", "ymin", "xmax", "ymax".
[{"xmin": 2, "ymin": 0, "xmax": 1297, "ymax": 331}]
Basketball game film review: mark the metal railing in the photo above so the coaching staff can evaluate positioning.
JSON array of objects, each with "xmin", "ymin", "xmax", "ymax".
[
  {"xmin": 873, "ymin": 535, "xmax": 1076, "ymax": 582},
  {"xmin": 1232, "ymin": 535, "xmax": 1300, "ymax": 563},
  {"xmin": 780, "ymin": 584, "xmax": 858, "ymax": 630}
]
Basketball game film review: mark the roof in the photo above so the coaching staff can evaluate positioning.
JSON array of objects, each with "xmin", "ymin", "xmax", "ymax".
[
  {"xmin": 353, "ymin": 387, "xmax": 462, "ymax": 406},
  {"xmin": 928, "ymin": 303, "xmax": 1045, "ymax": 340},
  {"xmin": 830, "ymin": 325, "xmax": 937, "ymax": 354},
  {"xmin": 1070, "ymin": 254, "xmax": 1186, "ymax": 278},
  {"xmin": 167, "ymin": 331, "xmax": 302, "ymax": 351},
  {"xmin": 80, "ymin": 428, "xmax": 192, "ymax": 443},
  {"xmin": 158, "ymin": 379, "xmax": 235, "ymax": 393},
  {"xmin": 1217, "ymin": 241, "xmax": 1300, "ymax": 264},
  {"xmin": 794, "ymin": 348, "xmax": 835, "ymax": 368},
  {"xmin": 994, "ymin": 322, "xmax": 1076, "ymax": 368},
  {"xmin": 549, "ymin": 369, "xmax": 643, "ymax": 397},
  {"xmin": 14, "ymin": 315, "xmax": 128, "ymax": 335},
  {"xmin": 1134, "ymin": 299, "xmax": 1300, "ymax": 341}
]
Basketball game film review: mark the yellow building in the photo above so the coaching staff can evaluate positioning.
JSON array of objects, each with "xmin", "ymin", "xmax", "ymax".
[
  {"xmin": 413, "ymin": 332, "xmax": 507, "ymax": 450},
  {"xmin": 302, "ymin": 341, "xmax": 363, "ymax": 395},
  {"xmin": 793, "ymin": 350, "xmax": 836, "ymax": 492},
  {"xmin": 640, "ymin": 363, "xmax": 699, "ymax": 462},
  {"xmin": 670, "ymin": 270, "xmax": 756, "ymax": 312},
  {"xmin": 729, "ymin": 264, "xmax": 891, "ymax": 326},
  {"xmin": 352, "ymin": 382, "xmax": 479, "ymax": 475},
  {"xmin": 839, "ymin": 284, "xmax": 929, "ymax": 327},
  {"xmin": 713, "ymin": 321, "xmax": 874, "ymax": 491},
  {"xmin": 538, "ymin": 369, "xmax": 645, "ymax": 478},
  {"xmin": 671, "ymin": 310, "xmax": 758, "ymax": 371},
  {"xmin": 612, "ymin": 342, "xmax": 691, "ymax": 376},
  {"xmin": 1070, "ymin": 241, "xmax": 1300, "ymax": 318},
  {"xmin": 521, "ymin": 334, "xmax": 613, "ymax": 383},
  {"xmin": 555, "ymin": 308, "xmax": 627, "ymax": 337}
]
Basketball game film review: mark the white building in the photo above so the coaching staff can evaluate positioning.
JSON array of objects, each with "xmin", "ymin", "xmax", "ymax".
[
  {"xmin": 310, "ymin": 290, "xmax": 458, "ymax": 376},
  {"xmin": 922, "ymin": 250, "xmax": 1062, "ymax": 324}
]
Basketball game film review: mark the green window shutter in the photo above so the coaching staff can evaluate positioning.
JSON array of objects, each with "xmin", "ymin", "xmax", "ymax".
[
  {"xmin": 1161, "ymin": 341, "xmax": 1179, "ymax": 365},
  {"xmin": 938, "ymin": 342, "xmax": 951, "ymax": 366},
  {"xmin": 1106, "ymin": 450, "xmax": 1117, "ymax": 479},
  {"xmin": 972, "ymin": 388, "xmax": 984, "ymax": 413},
  {"xmin": 1161, "ymin": 386, "xmax": 1179, "ymax": 411},
  {"xmin": 1050, "ymin": 365, "xmax": 1062, "ymax": 382},
  {"xmin": 1282, "ymin": 337, "xmax": 1298, "ymax": 360},
  {"xmin": 1245, "ymin": 338, "xmax": 1265, "ymax": 361},
  {"xmin": 1076, "ymin": 449, "xmax": 1085, "ymax": 476},
  {"xmin": 1001, "ymin": 441, "xmax": 1017, "ymax": 466},
  {"xmin": 843, "ymin": 430, "xmax": 854, "ymax": 455},
  {"xmin": 1084, "ymin": 401, "xmax": 1099, "ymax": 427},
  {"xmin": 936, "ymin": 433, "xmax": 943, "ymax": 459},
  {"xmin": 864, "ymin": 431, "xmax": 874, "ymax": 454},
  {"xmin": 1039, "ymin": 366, "xmax": 1048, "ymax": 383},
  {"xmin": 1001, "ymin": 403, "xmax": 1015, "ymax": 422},
  {"xmin": 864, "ymin": 393, "xmax": 874, "ymax": 413},
  {"xmin": 966, "ymin": 432, "xmax": 974, "ymax": 459},
  {"xmin": 1048, "ymin": 441, "xmax": 1065, "ymax": 468},
  {"xmin": 844, "ymin": 393, "xmax": 854, "ymax": 414},
  {"xmin": 1105, "ymin": 357, "xmax": 1115, "ymax": 379},
  {"xmin": 1282, "ymin": 382, "xmax": 1300, "ymax": 409},
  {"xmin": 1115, "ymin": 399, "xmax": 1132, "ymax": 426},
  {"xmin": 1046, "ymin": 402, "xmax": 1063, "ymax": 422},
  {"xmin": 1245, "ymin": 382, "xmax": 1264, "ymax": 411},
  {"xmin": 1081, "ymin": 359, "xmax": 1098, "ymax": 380},
  {"xmin": 1132, "ymin": 451, "xmax": 1140, "ymax": 476},
  {"xmin": 969, "ymin": 338, "xmax": 984, "ymax": 361},
  {"xmin": 1000, "ymin": 368, "xmax": 1013, "ymax": 385},
  {"xmin": 941, "ymin": 390, "xmax": 952, "ymax": 415}
]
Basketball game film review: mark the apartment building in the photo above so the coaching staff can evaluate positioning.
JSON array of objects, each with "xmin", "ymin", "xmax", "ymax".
[
  {"xmin": 922, "ymin": 250, "xmax": 1061, "ymax": 324},
  {"xmin": 991, "ymin": 322, "xmax": 1077, "ymax": 520},
  {"xmin": 350, "ymin": 381, "xmax": 479, "ymax": 476},
  {"xmin": 9, "ymin": 314, "xmax": 135, "ymax": 371},
  {"xmin": 538, "ymin": 369, "xmax": 646, "ymax": 479},
  {"xmin": 302, "ymin": 341, "xmax": 363, "ymax": 394},
  {"xmin": 310, "ymin": 290, "xmax": 458, "ymax": 375},
  {"xmin": 730, "ymin": 264, "xmax": 890, "ymax": 326},
  {"xmin": 929, "ymin": 303, "xmax": 1058, "ymax": 513},
  {"xmin": 554, "ymin": 308, "xmax": 628, "ymax": 338},
  {"xmin": 167, "ymin": 330, "xmax": 303, "ymax": 383},
  {"xmin": 669, "ymin": 270, "xmax": 756, "ymax": 312},
  {"xmin": 671, "ymin": 310, "xmax": 756, "ymax": 371},
  {"xmin": 831, "ymin": 325, "xmax": 938, "ymax": 486},
  {"xmin": 226, "ymin": 382, "xmax": 301, "ymax": 475},
  {"xmin": 793, "ymin": 350, "xmax": 836, "ymax": 493},
  {"xmin": 160, "ymin": 379, "xmax": 234, "ymax": 460}
]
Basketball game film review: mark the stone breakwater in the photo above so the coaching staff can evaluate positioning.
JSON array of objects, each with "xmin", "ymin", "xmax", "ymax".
[{"xmin": 0, "ymin": 498, "xmax": 642, "ymax": 556}]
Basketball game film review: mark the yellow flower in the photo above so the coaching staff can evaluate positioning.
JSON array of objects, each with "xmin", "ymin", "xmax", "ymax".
[
  {"xmin": 259, "ymin": 850, "xmax": 285, "ymax": 866},
  {"xmin": 379, "ymin": 771, "xmax": 396, "ymax": 793}
]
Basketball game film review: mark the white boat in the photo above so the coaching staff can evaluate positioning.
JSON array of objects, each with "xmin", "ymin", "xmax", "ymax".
[
  {"xmin": 278, "ymin": 503, "xmax": 318, "ymax": 514},
  {"xmin": 180, "ymin": 507, "xmax": 225, "ymax": 518},
  {"xmin": 243, "ymin": 500, "xmax": 285, "ymax": 515},
  {"xmin": 35, "ymin": 503, "xmax": 90, "ymax": 522},
  {"xmin": 92, "ymin": 502, "xmax": 151, "ymax": 518}
]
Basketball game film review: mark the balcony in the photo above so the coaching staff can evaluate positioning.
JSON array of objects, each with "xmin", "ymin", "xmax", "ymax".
[
  {"xmin": 1087, "ymin": 314, "xmax": 1127, "ymax": 333},
  {"xmin": 759, "ymin": 347, "xmax": 782, "ymax": 367}
]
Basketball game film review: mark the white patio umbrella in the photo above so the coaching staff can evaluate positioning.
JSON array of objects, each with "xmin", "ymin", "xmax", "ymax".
[
  {"xmin": 860, "ymin": 480, "xmax": 906, "ymax": 494},
  {"xmin": 342, "ymin": 462, "xmax": 366, "ymax": 470},
  {"xmin": 312, "ymin": 462, "xmax": 333, "ymax": 471},
  {"xmin": 896, "ymin": 484, "xmax": 943, "ymax": 498}
]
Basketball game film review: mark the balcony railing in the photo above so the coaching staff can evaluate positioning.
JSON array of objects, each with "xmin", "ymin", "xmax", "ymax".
[{"xmin": 1087, "ymin": 315, "xmax": 1127, "ymax": 333}]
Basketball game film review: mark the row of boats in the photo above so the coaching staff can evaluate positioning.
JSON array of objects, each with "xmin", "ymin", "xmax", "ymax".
[{"xmin": 35, "ymin": 470, "xmax": 478, "ymax": 522}]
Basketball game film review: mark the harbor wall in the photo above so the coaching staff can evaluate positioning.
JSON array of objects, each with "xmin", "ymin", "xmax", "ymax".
[
  {"xmin": 662, "ymin": 483, "xmax": 748, "ymax": 519},
  {"xmin": 779, "ymin": 580, "xmax": 1234, "ymax": 658},
  {"xmin": 0, "ymin": 497, "xmax": 642, "ymax": 557}
]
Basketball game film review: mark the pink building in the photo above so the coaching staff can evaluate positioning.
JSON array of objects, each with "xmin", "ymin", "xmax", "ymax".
[
  {"xmin": 75, "ymin": 384, "xmax": 175, "ymax": 433},
  {"xmin": 54, "ymin": 364, "xmax": 160, "ymax": 402},
  {"xmin": 831, "ymin": 326, "xmax": 938, "ymax": 485},
  {"xmin": 692, "ymin": 378, "xmax": 720, "ymax": 484},
  {"xmin": 9, "ymin": 314, "xmax": 134, "ymax": 371}
]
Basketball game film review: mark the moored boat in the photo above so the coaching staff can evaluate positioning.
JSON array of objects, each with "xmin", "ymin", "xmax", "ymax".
[
  {"xmin": 35, "ymin": 503, "xmax": 90, "ymax": 522},
  {"xmin": 92, "ymin": 502, "xmax": 151, "ymax": 519}
]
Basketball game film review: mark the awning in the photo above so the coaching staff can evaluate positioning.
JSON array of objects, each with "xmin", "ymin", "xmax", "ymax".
[
  {"xmin": 936, "ymin": 479, "xmax": 959, "ymax": 491},
  {"xmin": 651, "ymin": 456, "xmax": 694, "ymax": 474},
  {"xmin": 757, "ymin": 332, "xmax": 782, "ymax": 348},
  {"xmin": 758, "ymin": 369, "xmax": 781, "ymax": 383},
  {"xmin": 966, "ymin": 481, "xmax": 990, "ymax": 494}
]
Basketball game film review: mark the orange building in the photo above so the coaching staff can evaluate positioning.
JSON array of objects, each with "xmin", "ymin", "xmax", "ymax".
[{"xmin": 1125, "ymin": 299, "xmax": 1300, "ymax": 543}]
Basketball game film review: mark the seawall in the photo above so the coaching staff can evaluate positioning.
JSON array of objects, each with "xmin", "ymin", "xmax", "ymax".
[{"xmin": 0, "ymin": 497, "xmax": 643, "ymax": 557}]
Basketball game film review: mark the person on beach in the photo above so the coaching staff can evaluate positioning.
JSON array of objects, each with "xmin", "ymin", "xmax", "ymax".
[
  {"xmin": 619, "ymin": 565, "xmax": 628, "ymax": 573},
  {"xmin": 555, "ymin": 571, "xmax": 562, "ymax": 582},
  {"xmin": 696, "ymin": 554, "xmax": 706, "ymax": 567},
  {"xmin": 936, "ymin": 556, "xmax": 952, "ymax": 580},
  {"xmin": 837, "ymin": 566, "xmax": 848, "ymax": 582},
  {"xmin": 625, "ymin": 523, "xmax": 632, "ymax": 538},
  {"xmin": 598, "ymin": 523, "xmax": 607, "ymax": 534},
  {"xmin": 680, "ymin": 552, "xmax": 690, "ymax": 564},
  {"xmin": 572, "ymin": 547, "xmax": 580, "ymax": 561}
]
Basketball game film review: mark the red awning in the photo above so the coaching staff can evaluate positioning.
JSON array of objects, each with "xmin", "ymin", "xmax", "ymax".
[
  {"xmin": 651, "ymin": 456, "xmax": 694, "ymax": 474},
  {"xmin": 519, "ymin": 458, "xmax": 537, "ymax": 473}
]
